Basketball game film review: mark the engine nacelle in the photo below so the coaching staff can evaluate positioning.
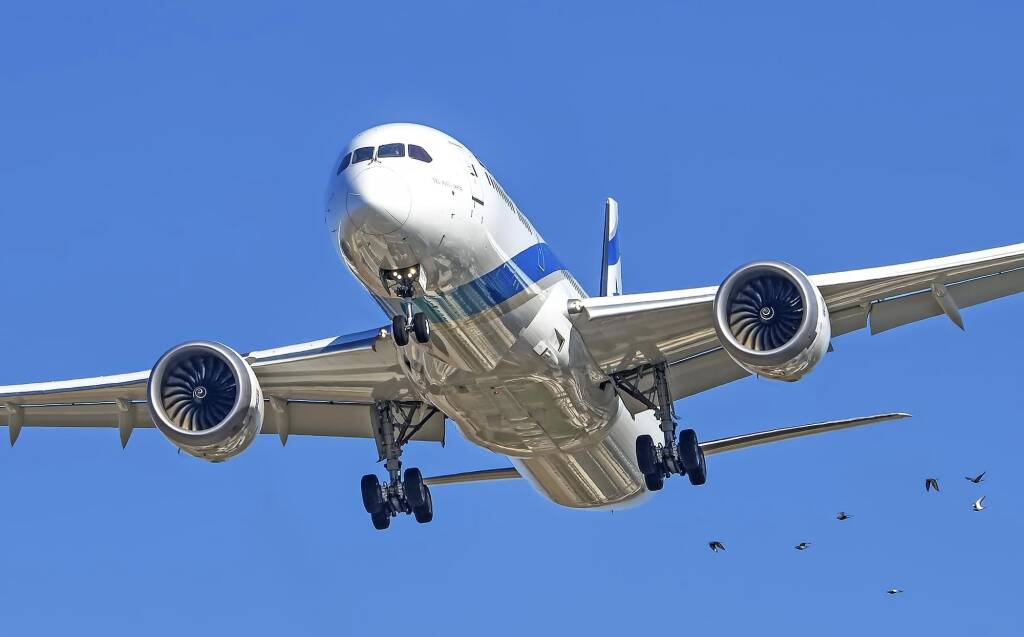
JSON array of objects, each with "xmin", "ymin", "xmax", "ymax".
[
  {"xmin": 713, "ymin": 261, "xmax": 831, "ymax": 381},
  {"xmin": 147, "ymin": 341, "xmax": 264, "ymax": 462}
]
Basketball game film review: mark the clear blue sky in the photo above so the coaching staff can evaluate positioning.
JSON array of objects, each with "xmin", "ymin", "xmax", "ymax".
[{"xmin": 1, "ymin": 2, "xmax": 1022, "ymax": 634}]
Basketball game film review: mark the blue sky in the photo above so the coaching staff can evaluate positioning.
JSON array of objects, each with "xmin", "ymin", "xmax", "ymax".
[{"xmin": 1, "ymin": 1, "xmax": 1022, "ymax": 634}]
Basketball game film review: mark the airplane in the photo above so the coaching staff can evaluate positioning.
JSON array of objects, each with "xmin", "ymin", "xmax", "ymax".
[{"xmin": 2, "ymin": 122, "xmax": 1023, "ymax": 530}]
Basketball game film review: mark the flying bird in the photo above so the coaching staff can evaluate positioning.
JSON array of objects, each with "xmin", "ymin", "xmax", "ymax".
[
  {"xmin": 708, "ymin": 541, "xmax": 725, "ymax": 553},
  {"xmin": 886, "ymin": 588, "xmax": 904, "ymax": 595},
  {"xmin": 925, "ymin": 478, "xmax": 939, "ymax": 492},
  {"xmin": 972, "ymin": 496, "xmax": 986, "ymax": 512},
  {"xmin": 795, "ymin": 542, "xmax": 811, "ymax": 551},
  {"xmin": 836, "ymin": 511, "xmax": 852, "ymax": 521},
  {"xmin": 966, "ymin": 472, "xmax": 986, "ymax": 484}
]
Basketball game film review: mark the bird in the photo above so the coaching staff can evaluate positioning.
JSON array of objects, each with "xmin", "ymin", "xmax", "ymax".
[
  {"xmin": 886, "ymin": 588, "xmax": 904, "ymax": 595},
  {"xmin": 708, "ymin": 541, "xmax": 725, "ymax": 553},
  {"xmin": 925, "ymin": 478, "xmax": 939, "ymax": 492},
  {"xmin": 795, "ymin": 542, "xmax": 811, "ymax": 551},
  {"xmin": 972, "ymin": 496, "xmax": 986, "ymax": 512},
  {"xmin": 966, "ymin": 472, "xmax": 986, "ymax": 484},
  {"xmin": 836, "ymin": 511, "xmax": 852, "ymax": 521}
]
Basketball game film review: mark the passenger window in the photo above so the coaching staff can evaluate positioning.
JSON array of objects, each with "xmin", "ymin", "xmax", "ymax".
[
  {"xmin": 336, "ymin": 152, "xmax": 352, "ymax": 175},
  {"xmin": 352, "ymin": 146, "xmax": 374, "ymax": 163},
  {"xmin": 409, "ymin": 145, "xmax": 432, "ymax": 163},
  {"xmin": 377, "ymin": 143, "xmax": 405, "ymax": 158}
]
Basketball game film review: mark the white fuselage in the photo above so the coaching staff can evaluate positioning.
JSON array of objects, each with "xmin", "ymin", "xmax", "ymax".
[{"xmin": 325, "ymin": 123, "xmax": 660, "ymax": 508}]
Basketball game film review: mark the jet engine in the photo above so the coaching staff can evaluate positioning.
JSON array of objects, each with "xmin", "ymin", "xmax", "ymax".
[
  {"xmin": 713, "ymin": 261, "xmax": 831, "ymax": 381},
  {"xmin": 147, "ymin": 341, "xmax": 264, "ymax": 462}
]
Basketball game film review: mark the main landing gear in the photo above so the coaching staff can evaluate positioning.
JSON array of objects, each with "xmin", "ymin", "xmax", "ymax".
[
  {"xmin": 613, "ymin": 362, "xmax": 707, "ymax": 491},
  {"xmin": 360, "ymin": 400, "xmax": 439, "ymax": 530}
]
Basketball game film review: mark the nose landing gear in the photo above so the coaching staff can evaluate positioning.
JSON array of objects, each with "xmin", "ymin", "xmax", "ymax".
[
  {"xmin": 614, "ymin": 362, "xmax": 707, "ymax": 490},
  {"xmin": 360, "ymin": 401, "xmax": 439, "ymax": 530},
  {"xmin": 391, "ymin": 307, "xmax": 430, "ymax": 346}
]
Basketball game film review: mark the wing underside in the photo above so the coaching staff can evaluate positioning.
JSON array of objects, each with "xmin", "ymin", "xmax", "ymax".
[
  {"xmin": 0, "ymin": 328, "xmax": 445, "ymax": 445},
  {"xmin": 568, "ymin": 242, "xmax": 1024, "ymax": 406}
]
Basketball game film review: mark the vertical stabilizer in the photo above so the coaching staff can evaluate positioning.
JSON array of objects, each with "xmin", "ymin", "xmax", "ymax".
[{"xmin": 600, "ymin": 198, "xmax": 622, "ymax": 296}]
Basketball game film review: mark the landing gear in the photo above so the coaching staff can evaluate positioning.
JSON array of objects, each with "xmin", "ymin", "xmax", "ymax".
[
  {"xmin": 614, "ymin": 362, "xmax": 707, "ymax": 491},
  {"xmin": 360, "ymin": 400, "xmax": 440, "ymax": 530},
  {"xmin": 392, "ymin": 301, "xmax": 429, "ymax": 347}
]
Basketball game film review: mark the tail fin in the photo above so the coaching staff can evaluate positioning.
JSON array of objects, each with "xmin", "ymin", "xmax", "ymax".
[{"xmin": 600, "ymin": 198, "xmax": 622, "ymax": 296}]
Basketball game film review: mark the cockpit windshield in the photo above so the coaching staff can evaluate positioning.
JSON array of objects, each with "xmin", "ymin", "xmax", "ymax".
[
  {"xmin": 336, "ymin": 152, "xmax": 351, "ymax": 175},
  {"xmin": 338, "ymin": 144, "xmax": 431, "ymax": 173},
  {"xmin": 409, "ymin": 145, "xmax": 432, "ymax": 163},
  {"xmin": 352, "ymin": 146, "xmax": 375, "ymax": 164},
  {"xmin": 377, "ymin": 143, "xmax": 405, "ymax": 158}
]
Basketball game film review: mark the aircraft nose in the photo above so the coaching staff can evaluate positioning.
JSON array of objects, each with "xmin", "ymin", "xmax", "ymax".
[{"xmin": 346, "ymin": 165, "xmax": 412, "ymax": 235}]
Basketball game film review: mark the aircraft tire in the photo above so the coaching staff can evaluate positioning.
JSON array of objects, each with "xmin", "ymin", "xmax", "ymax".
[
  {"xmin": 636, "ymin": 435, "xmax": 659, "ymax": 476},
  {"xmin": 687, "ymin": 449, "xmax": 707, "ymax": 486},
  {"xmin": 644, "ymin": 471, "xmax": 664, "ymax": 491},
  {"xmin": 392, "ymin": 315, "xmax": 409, "ymax": 347},
  {"xmin": 404, "ymin": 467, "xmax": 427, "ymax": 509},
  {"xmin": 361, "ymin": 474, "xmax": 384, "ymax": 514},
  {"xmin": 371, "ymin": 510, "xmax": 391, "ymax": 530},
  {"xmin": 412, "ymin": 312, "xmax": 430, "ymax": 344},
  {"xmin": 413, "ymin": 488, "xmax": 433, "ymax": 524},
  {"xmin": 678, "ymin": 428, "xmax": 701, "ymax": 473}
]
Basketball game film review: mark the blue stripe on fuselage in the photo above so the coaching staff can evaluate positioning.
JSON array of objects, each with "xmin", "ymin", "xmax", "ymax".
[{"xmin": 374, "ymin": 243, "xmax": 577, "ymax": 323}]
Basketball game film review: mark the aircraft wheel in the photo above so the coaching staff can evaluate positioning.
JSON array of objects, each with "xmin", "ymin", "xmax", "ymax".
[
  {"xmin": 392, "ymin": 315, "xmax": 409, "ymax": 347},
  {"xmin": 678, "ymin": 428, "xmax": 701, "ymax": 473},
  {"xmin": 413, "ymin": 487, "xmax": 433, "ymax": 524},
  {"xmin": 371, "ymin": 510, "xmax": 391, "ymax": 530},
  {"xmin": 412, "ymin": 312, "xmax": 430, "ymax": 344},
  {"xmin": 636, "ymin": 435, "xmax": 659, "ymax": 476},
  {"xmin": 644, "ymin": 471, "xmax": 664, "ymax": 491},
  {"xmin": 361, "ymin": 474, "xmax": 384, "ymax": 514},
  {"xmin": 404, "ymin": 467, "xmax": 427, "ymax": 509},
  {"xmin": 687, "ymin": 448, "xmax": 707, "ymax": 486}
]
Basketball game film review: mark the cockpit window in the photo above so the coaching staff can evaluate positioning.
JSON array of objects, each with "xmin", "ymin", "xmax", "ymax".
[
  {"xmin": 352, "ymin": 146, "xmax": 374, "ymax": 163},
  {"xmin": 377, "ymin": 143, "xmax": 405, "ymax": 158},
  {"xmin": 336, "ymin": 152, "xmax": 352, "ymax": 175},
  {"xmin": 409, "ymin": 144, "xmax": 432, "ymax": 163}
]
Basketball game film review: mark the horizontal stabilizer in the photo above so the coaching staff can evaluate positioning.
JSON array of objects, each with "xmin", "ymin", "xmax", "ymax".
[
  {"xmin": 700, "ymin": 412, "xmax": 911, "ymax": 456},
  {"xmin": 424, "ymin": 467, "xmax": 521, "ymax": 486},
  {"xmin": 424, "ymin": 413, "xmax": 911, "ymax": 486}
]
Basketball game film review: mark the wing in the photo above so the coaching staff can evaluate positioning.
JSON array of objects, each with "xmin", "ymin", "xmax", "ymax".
[
  {"xmin": 0, "ymin": 328, "xmax": 445, "ymax": 446},
  {"xmin": 568, "ymin": 242, "xmax": 1024, "ymax": 406}
]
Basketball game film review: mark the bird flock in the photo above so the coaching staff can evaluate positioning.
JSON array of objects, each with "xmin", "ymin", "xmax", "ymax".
[{"xmin": 707, "ymin": 470, "xmax": 988, "ymax": 595}]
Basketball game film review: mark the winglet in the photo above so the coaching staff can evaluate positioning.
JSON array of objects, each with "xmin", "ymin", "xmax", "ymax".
[{"xmin": 600, "ymin": 198, "xmax": 622, "ymax": 297}]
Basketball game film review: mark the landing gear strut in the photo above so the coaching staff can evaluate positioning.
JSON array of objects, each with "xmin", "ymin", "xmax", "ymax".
[
  {"xmin": 360, "ymin": 400, "xmax": 439, "ymax": 530},
  {"xmin": 613, "ymin": 362, "xmax": 706, "ymax": 490}
]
